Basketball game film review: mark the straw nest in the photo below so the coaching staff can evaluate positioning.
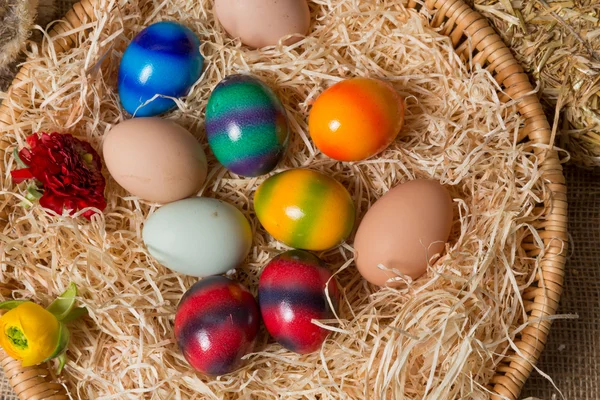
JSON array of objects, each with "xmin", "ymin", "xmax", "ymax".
[
  {"xmin": 0, "ymin": 0, "xmax": 563, "ymax": 398},
  {"xmin": 473, "ymin": 0, "xmax": 600, "ymax": 167}
]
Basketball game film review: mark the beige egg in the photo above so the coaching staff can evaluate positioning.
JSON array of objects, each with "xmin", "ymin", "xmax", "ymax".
[
  {"xmin": 354, "ymin": 179, "xmax": 453, "ymax": 286},
  {"xmin": 103, "ymin": 118, "xmax": 207, "ymax": 203},
  {"xmin": 215, "ymin": 0, "xmax": 311, "ymax": 48}
]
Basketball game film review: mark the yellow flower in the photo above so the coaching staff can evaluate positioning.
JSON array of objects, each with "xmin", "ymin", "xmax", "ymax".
[{"xmin": 0, "ymin": 302, "xmax": 62, "ymax": 366}]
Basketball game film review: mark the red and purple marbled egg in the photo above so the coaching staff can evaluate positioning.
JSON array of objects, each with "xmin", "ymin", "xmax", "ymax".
[
  {"xmin": 174, "ymin": 276, "xmax": 260, "ymax": 375},
  {"xmin": 258, "ymin": 250, "xmax": 340, "ymax": 354}
]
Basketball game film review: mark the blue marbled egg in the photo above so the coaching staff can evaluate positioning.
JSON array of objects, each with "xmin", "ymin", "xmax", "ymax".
[{"xmin": 118, "ymin": 21, "xmax": 204, "ymax": 117}]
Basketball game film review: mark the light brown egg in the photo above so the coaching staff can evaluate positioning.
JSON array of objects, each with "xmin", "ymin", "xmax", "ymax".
[
  {"xmin": 215, "ymin": 0, "xmax": 311, "ymax": 48},
  {"xmin": 354, "ymin": 179, "xmax": 453, "ymax": 286},
  {"xmin": 103, "ymin": 118, "xmax": 207, "ymax": 203}
]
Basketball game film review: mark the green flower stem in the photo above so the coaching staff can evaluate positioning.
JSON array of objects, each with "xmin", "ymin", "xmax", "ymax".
[
  {"xmin": 57, "ymin": 353, "xmax": 67, "ymax": 374},
  {"xmin": 13, "ymin": 148, "xmax": 28, "ymax": 168},
  {"xmin": 25, "ymin": 186, "xmax": 43, "ymax": 201}
]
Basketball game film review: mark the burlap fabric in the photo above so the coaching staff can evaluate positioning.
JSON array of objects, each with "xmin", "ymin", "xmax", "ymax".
[
  {"xmin": 520, "ymin": 165, "xmax": 600, "ymax": 400},
  {"xmin": 0, "ymin": 0, "xmax": 599, "ymax": 398},
  {"xmin": 1, "ymin": 372, "xmax": 18, "ymax": 400}
]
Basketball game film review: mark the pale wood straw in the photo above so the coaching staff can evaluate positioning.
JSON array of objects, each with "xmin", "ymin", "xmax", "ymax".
[
  {"xmin": 0, "ymin": 0, "xmax": 567, "ymax": 399},
  {"xmin": 422, "ymin": 1, "xmax": 567, "ymax": 399}
]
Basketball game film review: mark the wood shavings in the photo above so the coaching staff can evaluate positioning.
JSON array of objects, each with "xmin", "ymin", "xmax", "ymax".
[{"xmin": 0, "ymin": 0, "xmax": 557, "ymax": 398}]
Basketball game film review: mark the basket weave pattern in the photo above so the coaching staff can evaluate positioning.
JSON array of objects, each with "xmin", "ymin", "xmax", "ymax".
[{"xmin": 0, "ymin": 0, "xmax": 567, "ymax": 399}]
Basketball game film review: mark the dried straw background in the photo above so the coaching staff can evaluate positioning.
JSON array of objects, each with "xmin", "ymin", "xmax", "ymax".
[
  {"xmin": 472, "ymin": 0, "xmax": 600, "ymax": 168},
  {"xmin": 0, "ymin": 0, "xmax": 597, "ymax": 399}
]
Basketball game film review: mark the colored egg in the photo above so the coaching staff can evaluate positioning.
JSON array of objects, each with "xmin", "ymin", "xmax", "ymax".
[
  {"xmin": 215, "ymin": 0, "xmax": 311, "ymax": 48},
  {"xmin": 205, "ymin": 74, "xmax": 290, "ymax": 177},
  {"xmin": 118, "ymin": 21, "xmax": 204, "ymax": 117},
  {"xmin": 142, "ymin": 197, "xmax": 252, "ymax": 277},
  {"xmin": 254, "ymin": 169, "xmax": 355, "ymax": 251},
  {"xmin": 175, "ymin": 276, "xmax": 260, "ymax": 375},
  {"xmin": 308, "ymin": 78, "xmax": 405, "ymax": 161},
  {"xmin": 103, "ymin": 118, "xmax": 207, "ymax": 203},
  {"xmin": 258, "ymin": 250, "xmax": 339, "ymax": 354},
  {"xmin": 354, "ymin": 179, "xmax": 453, "ymax": 286}
]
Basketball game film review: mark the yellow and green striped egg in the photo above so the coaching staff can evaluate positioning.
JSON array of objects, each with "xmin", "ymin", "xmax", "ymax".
[{"xmin": 254, "ymin": 169, "xmax": 355, "ymax": 251}]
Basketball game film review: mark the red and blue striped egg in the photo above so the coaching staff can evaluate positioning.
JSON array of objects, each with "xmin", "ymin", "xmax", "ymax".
[
  {"xmin": 258, "ymin": 250, "xmax": 339, "ymax": 354},
  {"xmin": 174, "ymin": 276, "xmax": 260, "ymax": 375}
]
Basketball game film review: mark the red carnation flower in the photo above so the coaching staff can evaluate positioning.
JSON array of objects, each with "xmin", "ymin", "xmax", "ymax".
[{"xmin": 11, "ymin": 132, "xmax": 106, "ymax": 219}]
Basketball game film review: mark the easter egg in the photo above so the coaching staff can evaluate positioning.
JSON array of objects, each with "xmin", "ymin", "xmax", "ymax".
[
  {"xmin": 308, "ymin": 78, "xmax": 405, "ymax": 161},
  {"xmin": 354, "ymin": 179, "xmax": 453, "ymax": 286},
  {"xmin": 142, "ymin": 197, "xmax": 252, "ymax": 277},
  {"xmin": 206, "ymin": 74, "xmax": 290, "ymax": 177},
  {"xmin": 118, "ymin": 21, "xmax": 204, "ymax": 117},
  {"xmin": 215, "ymin": 0, "xmax": 311, "ymax": 48},
  {"xmin": 258, "ymin": 250, "xmax": 339, "ymax": 354},
  {"xmin": 254, "ymin": 169, "xmax": 355, "ymax": 251},
  {"xmin": 175, "ymin": 276, "xmax": 260, "ymax": 375},
  {"xmin": 103, "ymin": 118, "xmax": 207, "ymax": 203}
]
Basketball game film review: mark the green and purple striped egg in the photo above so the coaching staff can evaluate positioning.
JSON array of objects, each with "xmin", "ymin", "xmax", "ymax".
[
  {"xmin": 174, "ymin": 276, "xmax": 260, "ymax": 375},
  {"xmin": 205, "ymin": 74, "xmax": 290, "ymax": 177},
  {"xmin": 258, "ymin": 250, "xmax": 339, "ymax": 354}
]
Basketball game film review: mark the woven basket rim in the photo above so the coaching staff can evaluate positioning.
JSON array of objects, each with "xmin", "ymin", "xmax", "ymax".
[{"xmin": 0, "ymin": 0, "xmax": 568, "ymax": 399}]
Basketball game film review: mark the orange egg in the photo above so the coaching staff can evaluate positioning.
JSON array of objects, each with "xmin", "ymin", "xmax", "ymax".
[{"xmin": 308, "ymin": 78, "xmax": 405, "ymax": 162}]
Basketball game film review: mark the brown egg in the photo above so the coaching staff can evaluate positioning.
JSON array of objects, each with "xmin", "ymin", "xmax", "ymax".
[
  {"xmin": 103, "ymin": 118, "xmax": 207, "ymax": 203},
  {"xmin": 354, "ymin": 179, "xmax": 453, "ymax": 286},
  {"xmin": 215, "ymin": 0, "xmax": 311, "ymax": 48}
]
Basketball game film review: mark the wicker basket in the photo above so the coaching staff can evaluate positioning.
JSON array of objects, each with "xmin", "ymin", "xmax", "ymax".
[{"xmin": 0, "ymin": 0, "xmax": 567, "ymax": 398}]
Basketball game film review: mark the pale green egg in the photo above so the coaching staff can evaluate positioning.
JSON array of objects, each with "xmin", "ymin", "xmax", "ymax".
[{"xmin": 142, "ymin": 197, "xmax": 252, "ymax": 277}]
